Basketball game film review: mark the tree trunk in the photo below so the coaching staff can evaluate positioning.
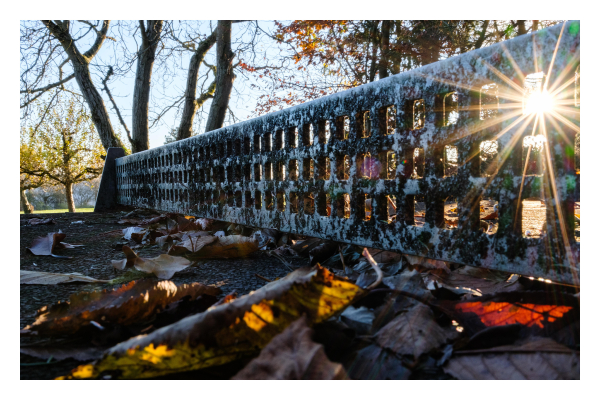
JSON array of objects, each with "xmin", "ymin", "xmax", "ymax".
[
  {"xmin": 474, "ymin": 20, "xmax": 490, "ymax": 49},
  {"xmin": 177, "ymin": 31, "xmax": 217, "ymax": 141},
  {"xmin": 65, "ymin": 182, "xmax": 76, "ymax": 213},
  {"xmin": 21, "ymin": 188, "xmax": 34, "ymax": 214},
  {"xmin": 368, "ymin": 21, "xmax": 380, "ymax": 82},
  {"xmin": 531, "ymin": 20, "xmax": 539, "ymax": 32},
  {"xmin": 516, "ymin": 20, "xmax": 528, "ymax": 36},
  {"xmin": 205, "ymin": 21, "xmax": 236, "ymax": 133},
  {"xmin": 131, "ymin": 20, "xmax": 164, "ymax": 153},
  {"xmin": 378, "ymin": 20, "xmax": 391, "ymax": 79},
  {"xmin": 41, "ymin": 21, "xmax": 125, "ymax": 151}
]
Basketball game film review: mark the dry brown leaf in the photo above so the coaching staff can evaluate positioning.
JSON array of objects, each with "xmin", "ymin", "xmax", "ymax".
[
  {"xmin": 28, "ymin": 218, "xmax": 55, "ymax": 226},
  {"xmin": 110, "ymin": 245, "xmax": 138, "ymax": 271},
  {"xmin": 444, "ymin": 337, "xmax": 579, "ymax": 379},
  {"xmin": 27, "ymin": 232, "xmax": 81, "ymax": 257},
  {"xmin": 61, "ymin": 266, "xmax": 363, "ymax": 379},
  {"xmin": 232, "ymin": 316, "xmax": 347, "ymax": 379},
  {"xmin": 404, "ymin": 254, "xmax": 450, "ymax": 272},
  {"xmin": 167, "ymin": 235, "xmax": 217, "ymax": 256},
  {"xmin": 184, "ymin": 235, "xmax": 259, "ymax": 259},
  {"xmin": 122, "ymin": 227, "xmax": 145, "ymax": 240},
  {"xmin": 364, "ymin": 248, "xmax": 403, "ymax": 264},
  {"xmin": 346, "ymin": 344, "xmax": 412, "ymax": 380},
  {"xmin": 290, "ymin": 237, "xmax": 324, "ymax": 256},
  {"xmin": 112, "ymin": 246, "xmax": 191, "ymax": 279},
  {"xmin": 424, "ymin": 270, "xmax": 522, "ymax": 295},
  {"xmin": 22, "ymin": 280, "xmax": 220, "ymax": 337},
  {"xmin": 376, "ymin": 303, "xmax": 458, "ymax": 358},
  {"xmin": 155, "ymin": 234, "xmax": 178, "ymax": 248},
  {"xmin": 117, "ymin": 218, "xmax": 144, "ymax": 225},
  {"xmin": 20, "ymin": 270, "xmax": 109, "ymax": 285},
  {"xmin": 481, "ymin": 211, "xmax": 499, "ymax": 220}
]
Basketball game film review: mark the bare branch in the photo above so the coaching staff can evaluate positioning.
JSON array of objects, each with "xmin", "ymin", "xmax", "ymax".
[
  {"xmin": 20, "ymin": 73, "xmax": 75, "ymax": 95},
  {"xmin": 101, "ymin": 66, "xmax": 132, "ymax": 144},
  {"xmin": 83, "ymin": 20, "xmax": 111, "ymax": 61}
]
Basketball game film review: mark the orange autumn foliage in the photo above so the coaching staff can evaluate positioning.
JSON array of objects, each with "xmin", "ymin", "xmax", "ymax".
[{"xmin": 454, "ymin": 301, "xmax": 572, "ymax": 329}]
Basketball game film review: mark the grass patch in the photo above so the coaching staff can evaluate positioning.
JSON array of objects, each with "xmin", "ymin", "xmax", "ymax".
[{"xmin": 20, "ymin": 208, "xmax": 95, "ymax": 214}]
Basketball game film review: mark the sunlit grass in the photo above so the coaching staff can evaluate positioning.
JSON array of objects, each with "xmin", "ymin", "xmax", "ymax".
[{"xmin": 20, "ymin": 208, "xmax": 95, "ymax": 214}]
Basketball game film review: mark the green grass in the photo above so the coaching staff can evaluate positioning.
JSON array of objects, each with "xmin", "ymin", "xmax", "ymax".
[{"xmin": 20, "ymin": 208, "xmax": 95, "ymax": 214}]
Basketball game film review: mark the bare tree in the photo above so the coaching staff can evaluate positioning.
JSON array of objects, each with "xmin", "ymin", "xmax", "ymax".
[
  {"xmin": 205, "ymin": 21, "xmax": 236, "ymax": 133},
  {"xmin": 176, "ymin": 29, "xmax": 217, "ymax": 140},
  {"xmin": 131, "ymin": 20, "xmax": 164, "ymax": 152},
  {"xmin": 36, "ymin": 21, "xmax": 125, "ymax": 150}
]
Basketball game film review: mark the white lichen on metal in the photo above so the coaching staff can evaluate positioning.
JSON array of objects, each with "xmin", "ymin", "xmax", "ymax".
[{"xmin": 114, "ymin": 21, "xmax": 580, "ymax": 285}]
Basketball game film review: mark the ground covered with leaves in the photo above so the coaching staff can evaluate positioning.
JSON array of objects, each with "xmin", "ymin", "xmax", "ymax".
[{"xmin": 20, "ymin": 210, "xmax": 580, "ymax": 380}]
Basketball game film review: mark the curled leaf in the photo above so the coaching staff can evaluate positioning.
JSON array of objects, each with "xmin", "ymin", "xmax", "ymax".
[
  {"xmin": 167, "ymin": 235, "xmax": 217, "ymax": 256},
  {"xmin": 20, "ymin": 270, "xmax": 109, "ymax": 285},
  {"xmin": 28, "ymin": 218, "xmax": 55, "ymax": 226},
  {"xmin": 27, "ymin": 232, "xmax": 78, "ymax": 258},
  {"xmin": 112, "ymin": 246, "xmax": 191, "ymax": 279},
  {"xmin": 376, "ymin": 304, "xmax": 458, "ymax": 358},
  {"xmin": 444, "ymin": 337, "xmax": 579, "ymax": 379},
  {"xmin": 183, "ymin": 235, "xmax": 259, "ymax": 259},
  {"xmin": 60, "ymin": 266, "xmax": 363, "ymax": 379},
  {"xmin": 232, "ymin": 316, "xmax": 347, "ymax": 379},
  {"xmin": 122, "ymin": 227, "xmax": 145, "ymax": 240},
  {"xmin": 23, "ymin": 280, "xmax": 220, "ymax": 337}
]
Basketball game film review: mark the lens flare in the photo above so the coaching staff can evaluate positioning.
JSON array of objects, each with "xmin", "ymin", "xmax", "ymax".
[{"xmin": 524, "ymin": 89, "xmax": 555, "ymax": 115}]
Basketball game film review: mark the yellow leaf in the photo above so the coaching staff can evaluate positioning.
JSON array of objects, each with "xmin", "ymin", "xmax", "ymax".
[{"xmin": 58, "ymin": 266, "xmax": 363, "ymax": 379}]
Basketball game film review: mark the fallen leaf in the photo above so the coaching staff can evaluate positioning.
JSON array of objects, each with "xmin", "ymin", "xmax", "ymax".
[
  {"xmin": 184, "ymin": 235, "xmax": 259, "ymax": 260},
  {"xmin": 155, "ymin": 234, "xmax": 178, "ymax": 248},
  {"xmin": 20, "ymin": 270, "xmax": 109, "ymax": 285},
  {"xmin": 167, "ymin": 235, "xmax": 218, "ymax": 256},
  {"xmin": 130, "ymin": 230, "xmax": 147, "ymax": 243},
  {"xmin": 376, "ymin": 304, "xmax": 458, "ymax": 358},
  {"xmin": 112, "ymin": 246, "xmax": 192, "ymax": 279},
  {"xmin": 340, "ymin": 305, "xmax": 375, "ymax": 335},
  {"xmin": 27, "ymin": 232, "xmax": 80, "ymax": 258},
  {"xmin": 272, "ymin": 245, "xmax": 297, "ymax": 257},
  {"xmin": 444, "ymin": 218, "xmax": 458, "ymax": 227},
  {"xmin": 446, "ymin": 291, "xmax": 579, "ymax": 334},
  {"xmin": 454, "ymin": 301, "xmax": 572, "ymax": 329},
  {"xmin": 346, "ymin": 345, "xmax": 412, "ymax": 380},
  {"xmin": 28, "ymin": 218, "xmax": 55, "ymax": 226},
  {"xmin": 117, "ymin": 218, "xmax": 144, "ymax": 225},
  {"xmin": 481, "ymin": 211, "xmax": 498, "ymax": 220},
  {"xmin": 290, "ymin": 237, "xmax": 325, "ymax": 257},
  {"xmin": 122, "ymin": 227, "xmax": 145, "ymax": 240},
  {"xmin": 424, "ymin": 268, "xmax": 522, "ymax": 296},
  {"xmin": 404, "ymin": 254, "xmax": 450, "ymax": 272},
  {"xmin": 309, "ymin": 241, "xmax": 338, "ymax": 265},
  {"xmin": 194, "ymin": 218, "xmax": 213, "ymax": 231},
  {"xmin": 22, "ymin": 280, "xmax": 220, "ymax": 337},
  {"xmin": 444, "ymin": 337, "xmax": 579, "ymax": 379},
  {"xmin": 60, "ymin": 266, "xmax": 364, "ymax": 379},
  {"xmin": 251, "ymin": 229, "xmax": 279, "ymax": 248},
  {"xmin": 364, "ymin": 249, "xmax": 403, "ymax": 264},
  {"xmin": 232, "ymin": 316, "xmax": 347, "ymax": 379}
]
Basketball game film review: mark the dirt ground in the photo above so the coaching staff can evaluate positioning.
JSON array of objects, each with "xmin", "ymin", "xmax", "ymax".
[{"xmin": 20, "ymin": 210, "xmax": 308, "ymax": 379}]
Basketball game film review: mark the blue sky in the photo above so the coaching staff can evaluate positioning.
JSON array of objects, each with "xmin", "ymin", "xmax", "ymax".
[
  {"xmin": 96, "ymin": 20, "xmax": 282, "ymax": 148},
  {"xmin": 23, "ymin": 21, "xmax": 284, "ymax": 149}
]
